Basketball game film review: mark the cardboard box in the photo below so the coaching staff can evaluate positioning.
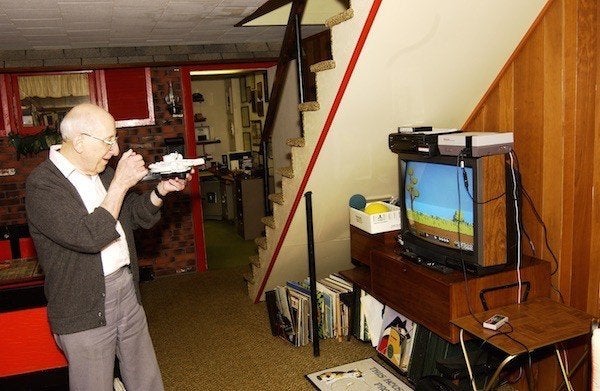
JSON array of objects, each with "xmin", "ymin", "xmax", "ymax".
[{"xmin": 349, "ymin": 202, "xmax": 401, "ymax": 234}]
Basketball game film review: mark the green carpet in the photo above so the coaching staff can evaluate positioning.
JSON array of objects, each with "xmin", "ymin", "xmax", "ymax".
[{"xmin": 204, "ymin": 220, "xmax": 257, "ymax": 269}]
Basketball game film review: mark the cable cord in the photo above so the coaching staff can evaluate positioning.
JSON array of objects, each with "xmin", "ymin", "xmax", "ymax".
[{"xmin": 508, "ymin": 151, "xmax": 523, "ymax": 303}]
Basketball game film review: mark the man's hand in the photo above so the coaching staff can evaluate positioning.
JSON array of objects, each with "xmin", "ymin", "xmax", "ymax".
[
  {"xmin": 155, "ymin": 168, "xmax": 194, "ymax": 197},
  {"xmin": 113, "ymin": 149, "xmax": 148, "ymax": 191}
]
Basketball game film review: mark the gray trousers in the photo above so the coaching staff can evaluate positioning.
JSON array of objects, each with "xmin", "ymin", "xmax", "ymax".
[{"xmin": 55, "ymin": 267, "xmax": 164, "ymax": 391}]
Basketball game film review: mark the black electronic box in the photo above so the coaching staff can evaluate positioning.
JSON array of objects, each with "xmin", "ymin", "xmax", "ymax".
[{"xmin": 388, "ymin": 128, "xmax": 459, "ymax": 157}]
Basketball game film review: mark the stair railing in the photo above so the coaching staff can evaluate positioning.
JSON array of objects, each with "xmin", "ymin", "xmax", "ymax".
[{"xmin": 260, "ymin": 0, "xmax": 308, "ymax": 216}]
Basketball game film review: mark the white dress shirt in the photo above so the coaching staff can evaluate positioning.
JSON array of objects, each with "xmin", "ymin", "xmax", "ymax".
[{"xmin": 49, "ymin": 144, "xmax": 130, "ymax": 275}]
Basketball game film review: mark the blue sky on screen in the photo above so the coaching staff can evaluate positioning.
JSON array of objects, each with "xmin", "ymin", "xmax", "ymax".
[{"xmin": 404, "ymin": 161, "xmax": 474, "ymax": 224}]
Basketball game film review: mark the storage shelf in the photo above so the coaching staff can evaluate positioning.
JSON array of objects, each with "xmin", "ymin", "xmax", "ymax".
[{"xmin": 196, "ymin": 140, "xmax": 221, "ymax": 145}]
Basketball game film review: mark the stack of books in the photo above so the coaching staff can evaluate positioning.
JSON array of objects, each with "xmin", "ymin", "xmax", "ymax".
[{"xmin": 265, "ymin": 273, "xmax": 355, "ymax": 346}]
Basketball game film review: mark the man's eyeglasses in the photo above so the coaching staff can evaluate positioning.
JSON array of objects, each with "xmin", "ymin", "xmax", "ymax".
[{"xmin": 81, "ymin": 132, "xmax": 118, "ymax": 147}]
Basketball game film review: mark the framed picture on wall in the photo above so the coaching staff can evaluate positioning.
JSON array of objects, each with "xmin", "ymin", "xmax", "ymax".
[
  {"xmin": 262, "ymin": 70, "xmax": 269, "ymax": 102},
  {"xmin": 257, "ymin": 101, "xmax": 264, "ymax": 117},
  {"xmin": 251, "ymin": 120, "xmax": 262, "ymax": 141},
  {"xmin": 240, "ymin": 77, "xmax": 247, "ymax": 103},
  {"xmin": 241, "ymin": 106, "xmax": 250, "ymax": 127},
  {"xmin": 246, "ymin": 73, "xmax": 255, "ymax": 88},
  {"xmin": 257, "ymin": 82, "xmax": 263, "ymax": 100},
  {"xmin": 243, "ymin": 132, "xmax": 251, "ymax": 150},
  {"xmin": 250, "ymin": 90, "xmax": 257, "ymax": 113}
]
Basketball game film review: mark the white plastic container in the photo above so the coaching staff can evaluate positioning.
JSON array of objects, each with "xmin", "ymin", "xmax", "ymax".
[{"xmin": 349, "ymin": 202, "xmax": 401, "ymax": 234}]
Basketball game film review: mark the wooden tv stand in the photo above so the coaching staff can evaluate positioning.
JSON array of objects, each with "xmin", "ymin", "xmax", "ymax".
[{"xmin": 340, "ymin": 244, "xmax": 551, "ymax": 343}]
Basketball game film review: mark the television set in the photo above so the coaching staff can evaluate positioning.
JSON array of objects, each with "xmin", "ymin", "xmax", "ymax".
[{"xmin": 396, "ymin": 152, "xmax": 519, "ymax": 275}]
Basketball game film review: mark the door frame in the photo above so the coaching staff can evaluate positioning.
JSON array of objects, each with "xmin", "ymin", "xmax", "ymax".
[{"xmin": 180, "ymin": 61, "xmax": 276, "ymax": 272}]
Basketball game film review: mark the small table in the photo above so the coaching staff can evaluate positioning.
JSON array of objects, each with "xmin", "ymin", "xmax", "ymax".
[
  {"xmin": 0, "ymin": 257, "xmax": 43, "ymax": 288},
  {"xmin": 452, "ymin": 297, "xmax": 593, "ymax": 391}
]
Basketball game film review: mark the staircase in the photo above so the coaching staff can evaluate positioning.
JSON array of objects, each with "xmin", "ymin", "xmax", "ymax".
[
  {"xmin": 241, "ymin": 0, "xmax": 546, "ymax": 302},
  {"xmin": 244, "ymin": 2, "xmax": 374, "ymax": 301}
]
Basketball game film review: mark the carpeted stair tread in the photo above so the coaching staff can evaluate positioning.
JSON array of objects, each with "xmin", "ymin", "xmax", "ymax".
[
  {"xmin": 243, "ymin": 271, "xmax": 254, "ymax": 284},
  {"xmin": 286, "ymin": 137, "xmax": 305, "ymax": 147},
  {"xmin": 249, "ymin": 255, "xmax": 260, "ymax": 268},
  {"xmin": 268, "ymin": 193, "xmax": 284, "ymax": 205},
  {"xmin": 325, "ymin": 8, "xmax": 353, "ymax": 28},
  {"xmin": 298, "ymin": 101, "xmax": 320, "ymax": 112},
  {"xmin": 261, "ymin": 216, "xmax": 275, "ymax": 229},
  {"xmin": 277, "ymin": 166, "xmax": 294, "ymax": 179},
  {"xmin": 310, "ymin": 60, "xmax": 336, "ymax": 73},
  {"xmin": 255, "ymin": 236, "xmax": 267, "ymax": 250}
]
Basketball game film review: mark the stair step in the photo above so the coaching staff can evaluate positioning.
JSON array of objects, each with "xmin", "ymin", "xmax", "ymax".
[
  {"xmin": 268, "ymin": 192, "xmax": 284, "ymax": 205},
  {"xmin": 261, "ymin": 216, "xmax": 275, "ymax": 229},
  {"xmin": 325, "ymin": 8, "xmax": 354, "ymax": 28},
  {"xmin": 310, "ymin": 60, "xmax": 336, "ymax": 73},
  {"xmin": 286, "ymin": 137, "xmax": 305, "ymax": 147},
  {"xmin": 249, "ymin": 255, "xmax": 260, "ymax": 268},
  {"xmin": 278, "ymin": 166, "xmax": 294, "ymax": 179},
  {"xmin": 298, "ymin": 101, "xmax": 320, "ymax": 112},
  {"xmin": 243, "ymin": 271, "xmax": 254, "ymax": 284},
  {"xmin": 255, "ymin": 236, "xmax": 267, "ymax": 250}
]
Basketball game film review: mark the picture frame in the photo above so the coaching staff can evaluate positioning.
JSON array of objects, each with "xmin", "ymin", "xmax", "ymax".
[
  {"xmin": 195, "ymin": 125, "xmax": 211, "ymax": 142},
  {"xmin": 261, "ymin": 70, "xmax": 269, "ymax": 102},
  {"xmin": 251, "ymin": 120, "xmax": 262, "ymax": 141},
  {"xmin": 240, "ymin": 77, "xmax": 247, "ymax": 103},
  {"xmin": 246, "ymin": 73, "xmax": 255, "ymax": 89},
  {"xmin": 241, "ymin": 106, "xmax": 250, "ymax": 127},
  {"xmin": 250, "ymin": 90, "xmax": 257, "ymax": 113},
  {"xmin": 243, "ymin": 132, "xmax": 252, "ymax": 150},
  {"xmin": 256, "ymin": 81, "xmax": 263, "ymax": 100},
  {"xmin": 256, "ymin": 101, "xmax": 264, "ymax": 117}
]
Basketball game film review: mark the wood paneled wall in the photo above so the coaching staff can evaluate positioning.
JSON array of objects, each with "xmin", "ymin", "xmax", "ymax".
[{"xmin": 463, "ymin": 0, "xmax": 599, "ymax": 316}]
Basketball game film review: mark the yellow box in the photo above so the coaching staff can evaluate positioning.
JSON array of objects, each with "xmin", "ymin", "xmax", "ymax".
[{"xmin": 349, "ymin": 202, "xmax": 401, "ymax": 234}]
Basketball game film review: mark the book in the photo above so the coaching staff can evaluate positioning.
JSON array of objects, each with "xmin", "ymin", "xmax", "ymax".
[
  {"xmin": 377, "ymin": 306, "xmax": 415, "ymax": 373},
  {"xmin": 265, "ymin": 290, "xmax": 280, "ymax": 336},
  {"xmin": 275, "ymin": 286, "xmax": 296, "ymax": 345}
]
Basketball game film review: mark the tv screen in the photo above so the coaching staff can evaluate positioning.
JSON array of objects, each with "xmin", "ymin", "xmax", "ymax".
[{"xmin": 404, "ymin": 161, "xmax": 474, "ymax": 253}]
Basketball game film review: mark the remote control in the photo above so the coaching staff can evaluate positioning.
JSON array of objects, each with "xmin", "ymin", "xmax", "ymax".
[{"xmin": 483, "ymin": 314, "xmax": 508, "ymax": 330}]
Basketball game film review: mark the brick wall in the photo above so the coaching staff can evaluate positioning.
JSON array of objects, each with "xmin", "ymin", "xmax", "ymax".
[
  {"xmin": 0, "ymin": 67, "xmax": 198, "ymax": 276},
  {"xmin": 129, "ymin": 67, "xmax": 197, "ymax": 276}
]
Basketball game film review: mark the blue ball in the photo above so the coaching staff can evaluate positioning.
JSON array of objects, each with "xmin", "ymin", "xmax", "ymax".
[{"xmin": 349, "ymin": 194, "xmax": 367, "ymax": 210}]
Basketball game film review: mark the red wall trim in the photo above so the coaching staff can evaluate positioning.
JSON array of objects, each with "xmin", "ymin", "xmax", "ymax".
[
  {"xmin": 181, "ymin": 67, "xmax": 207, "ymax": 272},
  {"xmin": 254, "ymin": 0, "xmax": 384, "ymax": 303}
]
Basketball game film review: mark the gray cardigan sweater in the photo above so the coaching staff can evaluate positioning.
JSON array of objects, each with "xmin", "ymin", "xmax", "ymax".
[{"xmin": 25, "ymin": 159, "xmax": 161, "ymax": 334}]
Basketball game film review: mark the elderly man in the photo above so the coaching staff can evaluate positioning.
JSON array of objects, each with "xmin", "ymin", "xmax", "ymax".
[{"xmin": 25, "ymin": 103, "xmax": 189, "ymax": 390}]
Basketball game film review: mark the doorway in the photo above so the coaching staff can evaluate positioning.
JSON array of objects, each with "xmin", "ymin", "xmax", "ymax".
[{"xmin": 180, "ymin": 62, "xmax": 276, "ymax": 272}]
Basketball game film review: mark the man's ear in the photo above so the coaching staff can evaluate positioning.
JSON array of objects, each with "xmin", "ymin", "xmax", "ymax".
[{"xmin": 72, "ymin": 134, "xmax": 85, "ymax": 153}]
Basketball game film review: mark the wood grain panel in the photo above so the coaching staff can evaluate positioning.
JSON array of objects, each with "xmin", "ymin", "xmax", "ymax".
[
  {"xmin": 463, "ymin": 0, "xmax": 600, "ymax": 316},
  {"xmin": 514, "ymin": 25, "xmax": 546, "ymax": 255},
  {"xmin": 590, "ymin": 0, "xmax": 600, "ymax": 316},
  {"xmin": 462, "ymin": 2, "xmax": 599, "ymax": 386},
  {"xmin": 481, "ymin": 154, "xmax": 508, "ymax": 266},
  {"xmin": 570, "ymin": 0, "xmax": 596, "ymax": 311},
  {"xmin": 559, "ymin": 0, "xmax": 578, "ymax": 306},
  {"xmin": 541, "ymin": 1, "xmax": 564, "ymax": 271}
]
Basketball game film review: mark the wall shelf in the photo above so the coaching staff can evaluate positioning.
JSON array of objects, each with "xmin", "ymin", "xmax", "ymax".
[{"xmin": 196, "ymin": 140, "xmax": 221, "ymax": 145}]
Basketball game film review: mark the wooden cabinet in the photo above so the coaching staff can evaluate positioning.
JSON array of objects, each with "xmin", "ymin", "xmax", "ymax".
[
  {"xmin": 220, "ymin": 178, "xmax": 235, "ymax": 221},
  {"xmin": 341, "ymin": 245, "xmax": 551, "ymax": 343},
  {"xmin": 235, "ymin": 177, "xmax": 264, "ymax": 240},
  {"xmin": 200, "ymin": 178, "xmax": 222, "ymax": 220},
  {"xmin": 350, "ymin": 225, "xmax": 399, "ymax": 266}
]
